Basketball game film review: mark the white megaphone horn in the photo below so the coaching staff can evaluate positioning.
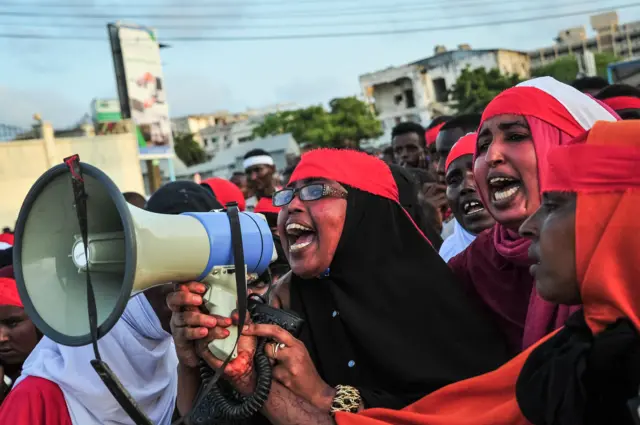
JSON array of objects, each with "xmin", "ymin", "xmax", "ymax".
[{"xmin": 12, "ymin": 162, "xmax": 275, "ymax": 360}]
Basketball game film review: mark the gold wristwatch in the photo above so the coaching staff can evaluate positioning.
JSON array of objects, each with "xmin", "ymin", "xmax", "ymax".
[{"xmin": 330, "ymin": 385, "xmax": 361, "ymax": 415}]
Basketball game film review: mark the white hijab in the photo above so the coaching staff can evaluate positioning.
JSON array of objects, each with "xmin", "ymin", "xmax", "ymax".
[
  {"xmin": 439, "ymin": 219, "xmax": 477, "ymax": 263},
  {"xmin": 16, "ymin": 294, "xmax": 178, "ymax": 425}
]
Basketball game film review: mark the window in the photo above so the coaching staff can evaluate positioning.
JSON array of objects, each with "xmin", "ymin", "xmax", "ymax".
[
  {"xmin": 394, "ymin": 94, "xmax": 403, "ymax": 105},
  {"xmin": 404, "ymin": 89, "xmax": 415, "ymax": 108},
  {"xmin": 433, "ymin": 78, "xmax": 448, "ymax": 103},
  {"xmin": 238, "ymin": 136, "xmax": 253, "ymax": 143},
  {"xmin": 203, "ymin": 138, "xmax": 209, "ymax": 146},
  {"xmin": 395, "ymin": 117, "xmax": 402, "ymax": 124}
]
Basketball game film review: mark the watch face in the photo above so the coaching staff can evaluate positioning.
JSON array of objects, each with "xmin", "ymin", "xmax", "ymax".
[{"xmin": 72, "ymin": 242, "xmax": 88, "ymax": 268}]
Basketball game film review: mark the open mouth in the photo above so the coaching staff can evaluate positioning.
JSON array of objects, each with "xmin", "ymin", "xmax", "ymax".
[
  {"xmin": 285, "ymin": 223, "xmax": 316, "ymax": 253},
  {"xmin": 461, "ymin": 199, "xmax": 485, "ymax": 216},
  {"xmin": 488, "ymin": 175, "xmax": 522, "ymax": 203}
]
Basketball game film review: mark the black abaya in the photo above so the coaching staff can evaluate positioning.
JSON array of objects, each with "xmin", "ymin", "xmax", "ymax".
[{"xmin": 290, "ymin": 186, "xmax": 510, "ymax": 409}]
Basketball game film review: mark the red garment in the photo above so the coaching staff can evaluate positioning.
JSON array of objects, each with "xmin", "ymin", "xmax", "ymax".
[
  {"xmin": 254, "ymin": 197, "xmax": 281, "ymax": 215},
  {"xmin": 425, "ymin": 122, "xmax": 446, "ymax": 147},
  {"xmin": 0, "ymin": 276, "xmax": 21, "ymax": 307},
  {"xmin": 601, "ymin": 95, "xmax": 640, "ymax": 111},
  {"xmin": 0, "ymin": 233, "xmax": 13, "ymax": 247},
  {"xmin": 201, "ymin": 177, "xmax": 246, "ymax": 211},
  {"xmin": 0, "ymin": 376, "xmax": 72, "ymax": 425},
  {"xmin": 444, "ymin": 132, "xmax": 476, "ymax": 172}
]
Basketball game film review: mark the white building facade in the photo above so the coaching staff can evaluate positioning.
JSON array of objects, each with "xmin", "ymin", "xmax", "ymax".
[{"xmin": 359, "ymin": 46, "xmax": 530, "ymax": 147}]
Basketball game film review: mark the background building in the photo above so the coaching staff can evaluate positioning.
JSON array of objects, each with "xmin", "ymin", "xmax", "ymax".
[
  {"xmin": 529, "ymin": 11, "xmax": 640, "ymax": 69},
  {"xmin": 359, "ymin": 45, "xmax": 530, "ymax": 147}
]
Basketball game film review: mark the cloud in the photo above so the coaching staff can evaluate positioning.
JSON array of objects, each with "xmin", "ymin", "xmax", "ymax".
[{"xmin": 0, "ymin": 86, "xmax": 85, "ymax": 128}]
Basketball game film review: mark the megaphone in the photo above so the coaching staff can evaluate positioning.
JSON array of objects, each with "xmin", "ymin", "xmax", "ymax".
[{"xmin": 13, "ymin": 162, "xmax": 274, "ymax": 360}]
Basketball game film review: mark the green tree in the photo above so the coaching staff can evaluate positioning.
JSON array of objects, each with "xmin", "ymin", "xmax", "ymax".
[
  {"xmin": 449, "ymin": 67, "xmax": 523, "ymax": 114},
  {"xmin": 531, "ymin": 56, "xmax": 579, "ymax": 83},
  {"xmin": 252, "ymin": 96, "xmax": 382, "ymax": 148},
  {"xmin": 531, "ymin": 53, "xmax": 621, "ymax": 83},
  {"xmin": 173, "ymin": 133, "xmax": 207, "ymax": 166},
  {"xmin": 595, "ymin": 52, "xmax": 620, "ymax": 78}
]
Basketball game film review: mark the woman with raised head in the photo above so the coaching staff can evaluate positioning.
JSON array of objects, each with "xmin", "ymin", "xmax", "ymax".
[
  {"xmin": 448, "ymin": 77, "xmax": 618, "ymax": 355},
  {"xmin": 168, "ymin": 148, "xmax": 510, "ymax": 423}
]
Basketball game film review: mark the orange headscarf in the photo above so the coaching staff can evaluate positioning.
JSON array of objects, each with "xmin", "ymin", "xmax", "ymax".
[{"xmin": 335, "ymin": 119, "xmax": 640, "ymax": 425}]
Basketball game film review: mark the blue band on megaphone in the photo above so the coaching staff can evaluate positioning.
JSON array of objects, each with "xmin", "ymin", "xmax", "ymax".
[{"xmin": 183, "ymin": 211, "xmax": 274, "ymax": 281}]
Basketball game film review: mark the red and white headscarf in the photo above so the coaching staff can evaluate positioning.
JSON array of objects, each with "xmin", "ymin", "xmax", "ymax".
[{"xmin": 0, "ymin": 233, "xmax": 13, "ymax": 251}]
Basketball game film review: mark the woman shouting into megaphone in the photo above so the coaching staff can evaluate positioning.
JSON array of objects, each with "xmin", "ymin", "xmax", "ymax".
[{"xmin": 168, "ymin": 149, "xmax": 511, "ymax": 424}]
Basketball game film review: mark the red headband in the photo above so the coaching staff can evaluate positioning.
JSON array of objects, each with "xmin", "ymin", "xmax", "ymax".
[
  {"xmin": 288, "ymin": 149, "xmax": 399, "ymax": 202},
  {"xmin": 445, "ymin": 133, "xmax": 476, "ymax": 172},
  {"xmin": 481, "ymin": 86, "xmax": 585, "ymax": 138},
  {"xmin": 425, "ymin": 122, "xmax": 446, "ymax": 147},
  {"xmin": 255, "ymin": 197, "xmax": 281, "ymax": 215},
  {"xmin": 0, "ymin": 277, "xmax": 22, "ymax": 307},
  {"xmin": 602, "ymin": 96, "xmax": 640, "ymax": 111},
  {"xmin": 543, "ymin": 144, "xmax": 640, "ymax": 193}
]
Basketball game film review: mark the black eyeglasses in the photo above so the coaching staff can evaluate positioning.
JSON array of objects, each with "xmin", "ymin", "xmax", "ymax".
[{"xmin": 273, "ymin": 183, "xmax": 348, "ymax": 207}]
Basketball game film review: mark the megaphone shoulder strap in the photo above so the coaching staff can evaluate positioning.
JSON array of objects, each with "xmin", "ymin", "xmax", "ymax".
[
  {"xmin": 64, "ymin": 154, "xmax": 153, "ymax": 425},
  {"xmin": 173, "ymin": 202, "xmax": 249, "ymax": 425}
]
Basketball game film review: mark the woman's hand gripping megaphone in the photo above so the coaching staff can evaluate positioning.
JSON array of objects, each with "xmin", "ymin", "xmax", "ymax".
[{"xmin": 167, "ymin": 281, "xmax": 259, "ymax": 394}]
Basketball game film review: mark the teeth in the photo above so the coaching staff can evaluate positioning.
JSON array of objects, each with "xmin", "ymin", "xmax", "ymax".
[
  {"xmin": 489, "ymin": 176, "xmax": 515, "ymax": 185},
  {"xmin": 494, "ymin": 186, "xmax": 519, "ymax": 201},
  {"xmin": 286, "ymin": 223, "xmax": 313, "ymax": 235},
  {"xmin": 290, "ymin": 241, "xmax": 311, "ymax": 252},
  {"xmin": 463, "ymin": 200, "xmax": 484, "ymax": 215}
]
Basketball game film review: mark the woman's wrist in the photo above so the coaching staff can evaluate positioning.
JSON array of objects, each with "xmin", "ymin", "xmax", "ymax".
[{"xmin": 311, "ymin": 384, "xmax": 337, "ymax": 412}]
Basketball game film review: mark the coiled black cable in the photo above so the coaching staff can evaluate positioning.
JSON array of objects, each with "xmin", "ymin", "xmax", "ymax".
[{"xmin": 190, "ymin": 297, "xmax": 273, "ymax": 424}]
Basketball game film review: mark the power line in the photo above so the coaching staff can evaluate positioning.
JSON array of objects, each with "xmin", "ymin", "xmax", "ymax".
[
  {"xmin": 0, "ymin": 0, "xmax": 601, "ymax": 30},
  {"xmin": 0, "ymin": 0, "xmax": 597, "ymax": 20},
  {"xmin": 0, "ymin": 0, "xmax": 506, "ymax": 7},
  {"xmin": 0, "ymin": 3, "xmax": 638, "ymax": 41}
]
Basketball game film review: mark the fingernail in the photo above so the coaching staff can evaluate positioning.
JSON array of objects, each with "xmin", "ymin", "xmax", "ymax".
[
  {"xmin": 223, "ymin": 329, "xmax": 230, "ymax": 337},
  {"xmin": 226, "ymin": 318, "xmax": 232, "ymax": 326},
  {"xmin": 243, "ymin": 325, "xmax": 249, "ymax": 331},
  {"xmin": 206, "ymin": 317, "xmax": 217, "ymax": 327},
  {"xmin": 199, "ymin": 328, "xmax": 208, "ymax": 336},
  {"xmin": 191, "ymin": 295, "xmax": 202, "ymax": 304}
]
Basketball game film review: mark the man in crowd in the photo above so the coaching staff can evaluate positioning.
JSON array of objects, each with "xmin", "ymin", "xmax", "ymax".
[
  {"xmin": 439, "ymin": 133, "xmax": 495, "ymax": 262},
  {"xmin": 243, "ymin": 149, "xmax": 279, "ymax": 212},
  {"xmin": 391, "ymin": 122, "xmax": 428, "ymax": 169},
  {"xmin": 424, "ymin": 114, "xmax": 481, "ymax": 239},
  {"xmin": 425, "ymin": 115, "xmax": 452, "ymax": 174},
  {"xmin": 229, "ymin": 171, "xmax": 251, "ymax": 199}
]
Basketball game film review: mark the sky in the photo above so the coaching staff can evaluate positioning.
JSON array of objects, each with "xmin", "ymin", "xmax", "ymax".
[{"xmin": 1, "ymin": 0, "xmax": 640, "ymax": 128}]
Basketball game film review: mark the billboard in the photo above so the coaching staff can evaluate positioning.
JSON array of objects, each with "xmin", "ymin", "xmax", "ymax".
[{"xmin": 108, "ymin": 23, "xmax": 173, "ymax": 159}]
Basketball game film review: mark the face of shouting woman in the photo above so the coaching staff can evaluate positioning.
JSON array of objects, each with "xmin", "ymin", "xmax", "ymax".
[
  {"xmin": 277, "ymin": 178, "xmax": 347, "ymax": 279},
  {"xmin": 475, "ymin": 114, "xmax": 540, "ymax": 231}
]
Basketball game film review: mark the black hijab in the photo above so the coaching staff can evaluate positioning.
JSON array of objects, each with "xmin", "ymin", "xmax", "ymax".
[
  {"xmin": 389, "ymin": 164, "xmax": 443, "ymax": 251},
  {"xmin": 287, "ymin": 149, "xmax": 509, "ymax": 409},
  {"xmin": 145, "ymin": 181, "xmax": 222, "ymax": 214}
]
